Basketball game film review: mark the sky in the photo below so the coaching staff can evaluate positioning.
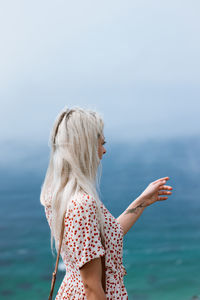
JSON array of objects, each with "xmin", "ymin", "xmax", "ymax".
[{"xmin": 0, "ymin": 0, "xmax": 200, "ymax": 147}]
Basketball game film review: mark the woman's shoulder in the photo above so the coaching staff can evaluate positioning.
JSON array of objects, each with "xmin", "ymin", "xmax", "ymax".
[
  {"xmin": 70, "ymin": 191, "xmax": 97, "ymax": 210},
  {"xmin": 43, "ymin": 189, "xmax": 98, "ymax": 216}
]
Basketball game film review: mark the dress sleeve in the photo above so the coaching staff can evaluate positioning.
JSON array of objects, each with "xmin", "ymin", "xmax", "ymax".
[{"xmin": 65, "ymin": 194, "xmax": 105, "ymax": 269}]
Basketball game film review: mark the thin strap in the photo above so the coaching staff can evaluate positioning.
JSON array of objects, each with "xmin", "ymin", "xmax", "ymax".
[{"xmin": 48, "ymin": 217, "xmax": 65, "ymax": 300}]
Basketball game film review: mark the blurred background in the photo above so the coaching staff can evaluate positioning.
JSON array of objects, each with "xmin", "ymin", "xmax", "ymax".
[{"xmin": 0, "ymin": 1, "xmax": 200, "ymax": 299}]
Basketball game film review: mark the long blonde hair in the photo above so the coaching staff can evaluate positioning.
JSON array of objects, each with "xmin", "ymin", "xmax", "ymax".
[{"xmin": 40, "ymin": 106, "xmax": 105, "ymax": 255}]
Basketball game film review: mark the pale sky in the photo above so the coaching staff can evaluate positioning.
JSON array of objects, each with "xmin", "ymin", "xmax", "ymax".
[{"xmin": 0, "ymin": 0, "xmax": 200, "ymax": 146}]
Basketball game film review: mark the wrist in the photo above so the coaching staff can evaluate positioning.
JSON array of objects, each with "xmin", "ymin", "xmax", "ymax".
[{"xmin": 134, "ymin": 195, "xmax": 147, "ymax": 209}]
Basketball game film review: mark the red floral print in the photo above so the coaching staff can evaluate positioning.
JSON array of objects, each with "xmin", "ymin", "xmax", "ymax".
[{"xmin": 44, "ymin": 191, "xmax": 128, "ymax": 299}]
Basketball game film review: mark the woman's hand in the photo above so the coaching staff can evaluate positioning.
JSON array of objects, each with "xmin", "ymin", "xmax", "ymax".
[
  {"xmin": 140, "ymin": 177, "xmax": 173, "ymax": 207},
  {"xmin": 116, "ymin": 176, "xmax": 173, "ymax": 236}
]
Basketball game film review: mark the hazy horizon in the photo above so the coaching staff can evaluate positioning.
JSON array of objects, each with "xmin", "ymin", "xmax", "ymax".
[{"xmin": 0, "ymin": 0, "xmax": 200, "ymax": 147}]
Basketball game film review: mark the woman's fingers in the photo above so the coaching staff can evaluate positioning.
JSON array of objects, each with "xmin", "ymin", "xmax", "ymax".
[
  {"xmin": 153, "ymin": 177, "xmax": 169, "ymax": 185},
  {"xmin": 159, "ymin": 185, "xmax": 173, "ymax": 190},
  {"xmin": 154, "ymin": 178, "xmax": 172, "ymax": 202},
  {"xmin": 158, "ymin": 190, "xmax": 172, "ymax": 195},
  {"xmin": 158, "ymin": 196, "xmax": 168, "ymax": 201}
]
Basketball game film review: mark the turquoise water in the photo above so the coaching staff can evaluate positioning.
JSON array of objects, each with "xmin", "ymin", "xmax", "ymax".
[{"xmin": 1, "ymin": 137, "xmax": 200, "ymax": 299}]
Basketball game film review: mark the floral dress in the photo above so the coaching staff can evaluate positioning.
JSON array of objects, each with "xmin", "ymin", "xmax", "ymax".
[{"xmin": 44, "ymin": 190, "xmax": 128, "ymax": 299}]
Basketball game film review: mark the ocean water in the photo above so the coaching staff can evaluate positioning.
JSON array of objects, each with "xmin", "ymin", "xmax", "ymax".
[{"xmin": 0, "ymin": 136, "xmax": 200, "ymax": 300}]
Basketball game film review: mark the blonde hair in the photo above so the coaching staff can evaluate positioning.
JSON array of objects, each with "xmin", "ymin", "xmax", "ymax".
[{"xmin": 40, "ymin": 106, "xmax": 105, "ymax": 255}]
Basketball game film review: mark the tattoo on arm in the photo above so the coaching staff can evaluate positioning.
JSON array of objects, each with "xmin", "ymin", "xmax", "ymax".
[{"xmin": 125, "ymin": 202, "xmax": 146, "ymax": 215}]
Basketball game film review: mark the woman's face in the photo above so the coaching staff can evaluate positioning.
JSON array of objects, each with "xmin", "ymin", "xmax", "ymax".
[{"xmin": 98, "ymin": 134, "xmax": 106, "ymax": 159}]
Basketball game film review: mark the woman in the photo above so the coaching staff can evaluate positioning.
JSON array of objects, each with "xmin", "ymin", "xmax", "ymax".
[{"xmin": 40, "ymin": 106, "xmax": 173, "ymax": 300}]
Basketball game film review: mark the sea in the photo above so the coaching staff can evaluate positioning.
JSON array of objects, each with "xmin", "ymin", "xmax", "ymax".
[{"xmin": 0, "ymin": 135, "xmax": 200, "ymax": 300}]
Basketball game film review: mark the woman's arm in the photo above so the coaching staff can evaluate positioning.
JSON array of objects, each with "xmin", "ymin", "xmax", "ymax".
[
  {"xmin": 117, "ymin": 177, "xmax": 173, "ymax": 236},
  {"xmin": 116, "ymin": 195, "xmax": 146, "ymax": 236},
  {"xmin": 80, "ymin": 257, "xmax": 107, "ymax": 300}
]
